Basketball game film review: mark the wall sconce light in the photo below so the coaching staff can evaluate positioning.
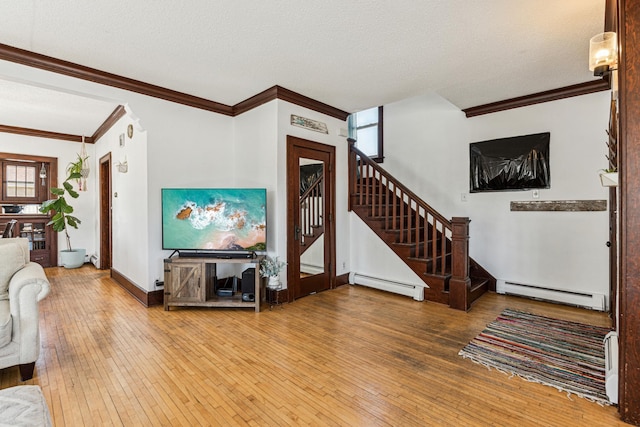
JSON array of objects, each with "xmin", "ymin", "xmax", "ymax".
[
  {"xmin": 39, "ymin": 162, "xmax": 47, "ymax": 186},
  {"xmin": 589, "ymin": 32, "xmax": 617, "ymax": 77}
]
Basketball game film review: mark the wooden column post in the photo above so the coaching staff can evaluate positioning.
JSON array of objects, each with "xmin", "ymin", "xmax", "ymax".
[
  {"xmin": 449, "ymin": 217, "xmax": 471, "ymax": 311},
  {"xmin": 618, "ymin": 0, "xmax": 640, "ymax": 423}
]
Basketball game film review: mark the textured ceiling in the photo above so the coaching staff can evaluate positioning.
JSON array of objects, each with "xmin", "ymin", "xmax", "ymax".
[
  {"xmin": 0, "ymin": 78, "xmax": 120, "ymax": 137},
  {"xmin": 0, "ymin": 0, "xmax": 605, "ymax": 135}
]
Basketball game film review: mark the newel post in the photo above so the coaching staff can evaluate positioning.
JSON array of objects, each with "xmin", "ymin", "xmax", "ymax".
[
  {"xmin": 449, "ymin": 217, "xmax": 471, "ymax": 311},
  {"xmin": 348, "ymin": 138, "xmax": 357, "ymax": 211}
]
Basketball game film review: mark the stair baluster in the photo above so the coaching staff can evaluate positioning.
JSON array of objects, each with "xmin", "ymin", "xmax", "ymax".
[{"xmin": 347, "ymin": 139, "xmax": 493, "ymax": 310}]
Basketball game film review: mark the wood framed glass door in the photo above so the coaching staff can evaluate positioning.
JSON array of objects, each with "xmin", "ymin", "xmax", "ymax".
[{"xmin": 287, "ymin": 136, "xmax": 336, "ymax": 300}]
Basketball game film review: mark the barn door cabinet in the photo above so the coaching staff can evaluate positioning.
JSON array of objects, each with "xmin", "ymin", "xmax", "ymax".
[{"xmin": 163, "ymin": 255, "xmax": 263, "ymax": 312}]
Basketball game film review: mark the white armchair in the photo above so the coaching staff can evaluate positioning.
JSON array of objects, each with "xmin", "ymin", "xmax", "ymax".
[{"xmin": 0, "ymin": 238, "xmax": 50, "ymax": 380}]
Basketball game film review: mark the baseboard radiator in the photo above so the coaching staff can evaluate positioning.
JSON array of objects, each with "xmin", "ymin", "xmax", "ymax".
[
  {"xmin": 604, "ymin": 331, "xmax": 618, "ymax": 404},
  {"xmin": 349, "ymin": 272, "xmax": 424, "ymax": 301},
  {"xmin": 300, "ymin": 262, "xmax": 323, "ymax": 275},
  {"xmin": 90, "ymin": 254, "xmax": 99, "ymax": 267},
  {"xmin": 496, "ymin": 280, "xmax": 606, "ymax": 311}
]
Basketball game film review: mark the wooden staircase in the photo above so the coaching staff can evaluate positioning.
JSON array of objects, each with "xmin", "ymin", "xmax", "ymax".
[
  {"xmin": 299, "ymin": 175, "xmax": 324, "ymax": 255},
  {"xmin": 348, "ymin": 140, "xmax": 495, "ymax": 311}
]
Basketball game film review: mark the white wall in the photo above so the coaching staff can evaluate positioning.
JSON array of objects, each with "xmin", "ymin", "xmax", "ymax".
[
  {"xmin": 229, "ymin": 101, "xmax": 278, "ymax": 279},
  {"xmin": 139, "ymin": 99, "xmax": 235, "ymax": 287},
  {"xmin": 0, "ymin": 58, "xmax": 350, "ymax": 293},
  {"xmin": 355, "ymin": 91, "xmax": 611, "ymax": 305},
  {"xmin": 2, "ymin": 55, "xmax": 609, "ymax": 304},
  {"xmin": 0, "ymin": 132, "xmax": 97, "ymax": 262},
  {"xmin": 0, "ymin": 59, "xmax": 236, "ymax": 291},
  {"xmin": 276, "ymin": 100, "xmax": 350, "ymax": 286},
  {"xmin": 94, "ymin": 115, "xmax": 149, "ymax": 288}
]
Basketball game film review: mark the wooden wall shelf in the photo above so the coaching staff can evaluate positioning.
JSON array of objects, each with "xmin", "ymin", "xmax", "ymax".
[{"xmin": 510, "ymin": 200, "xmax": 607, "ymax": 212}]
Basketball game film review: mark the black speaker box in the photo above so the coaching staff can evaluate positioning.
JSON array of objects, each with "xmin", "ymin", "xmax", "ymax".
[{"xmin": 241, "ymin": 268, "xmax": 255, "ymax": 294}]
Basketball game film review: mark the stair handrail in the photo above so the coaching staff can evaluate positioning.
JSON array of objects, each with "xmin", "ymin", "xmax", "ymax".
[
  {"xmin": 300, "ymin": 174, "xmax": 323, "ymax": 202},
  {"xmin": 348, "ymin": 140, "xmax": 451, "ymax": 229},
  {"xmin": 299, "ymin": 174, "xmax": 324, "ymax": 247},
  {"xmin": 349, "ymin": 138, "xmax": 472, "ymax": 289}
]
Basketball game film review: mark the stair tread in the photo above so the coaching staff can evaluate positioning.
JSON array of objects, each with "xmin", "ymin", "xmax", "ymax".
[{"xmin": 470, "ymin": 276, "xmax": 489, "ymax": 291}]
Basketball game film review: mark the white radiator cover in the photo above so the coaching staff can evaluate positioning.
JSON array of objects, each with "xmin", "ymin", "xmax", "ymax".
[
  {"xmin": 496, "ymin": 280, "xmax": 606, "ymax": 311},
  {"xmin": 349, "ymin": 272, "xmax": 425, "ymax": 301},
  {"xmin": 604, "ymin": 331, "xmax": 619, "ymax": 404}
]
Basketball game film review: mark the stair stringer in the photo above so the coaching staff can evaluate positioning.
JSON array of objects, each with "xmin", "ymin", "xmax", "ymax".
[{"xmin": 350, "ymin": 208, "xmax": 450, "ymax": 304}]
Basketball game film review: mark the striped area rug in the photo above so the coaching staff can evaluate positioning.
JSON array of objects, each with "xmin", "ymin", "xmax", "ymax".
[{"xmin": 459, "ymin": 308, "xmax": 612, "ymax": 405}]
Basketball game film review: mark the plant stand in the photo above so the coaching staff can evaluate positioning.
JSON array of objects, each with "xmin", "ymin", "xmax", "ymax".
[{"xmin": 266, "ymin": 287, "xmax": 288, "ymax": 310}]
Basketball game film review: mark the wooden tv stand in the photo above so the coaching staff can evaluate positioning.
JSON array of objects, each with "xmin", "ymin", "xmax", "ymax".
[{"xmin": 163, "ymin": 255, "xmax": 263, "ymax": 312}]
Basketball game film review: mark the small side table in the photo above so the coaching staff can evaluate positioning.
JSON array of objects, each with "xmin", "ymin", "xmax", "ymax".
[{"xmin": 266, "ymin": 287, "xmax": 288, "ymax": 310}]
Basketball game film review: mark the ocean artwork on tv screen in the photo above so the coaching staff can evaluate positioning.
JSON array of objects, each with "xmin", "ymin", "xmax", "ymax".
[{"xmin": 162, "ymin": 188, "xmax": 266, "ymax": 252}]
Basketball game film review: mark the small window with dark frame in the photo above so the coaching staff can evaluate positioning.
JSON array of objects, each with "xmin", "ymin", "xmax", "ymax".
[
  {"xmin": 2, "ymin": 161, "xmax": 40, "ymax": 201},
  {"xmin": 349, "ymin": 106, "xmax": 384, "ymax": 162}
]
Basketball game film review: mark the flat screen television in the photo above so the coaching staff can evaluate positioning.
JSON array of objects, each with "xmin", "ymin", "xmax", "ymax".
[
  {"xmin": 162, "ymin": 188, "xmax": 266, "ymax": 254},
  {"xmin": 470, "ymin": 132, "xmax": 550, "ymax": 192}
]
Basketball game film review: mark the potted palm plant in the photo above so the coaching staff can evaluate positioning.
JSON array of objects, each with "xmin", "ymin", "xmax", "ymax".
[
  {"xmin": 39, "ymin": 154, "xmax": 87, "ymax": 268},
  {"xmin": 260, "ymin": 256, "xmax": 286, "ymax": 289}
]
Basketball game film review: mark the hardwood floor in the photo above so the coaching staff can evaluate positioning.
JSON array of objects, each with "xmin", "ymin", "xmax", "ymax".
[{"xmin": 0, "ymin": 265, "xmax": 627, "ymax": 426}]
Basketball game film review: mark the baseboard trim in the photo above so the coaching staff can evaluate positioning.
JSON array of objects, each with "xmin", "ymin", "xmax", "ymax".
[
  {"xmin": 111, "ymin": 269, "xmax": 164, "ymax": 307},
  {"xmin": 336, "ymin": 273, "xmax": 349, "ymax": 287}
]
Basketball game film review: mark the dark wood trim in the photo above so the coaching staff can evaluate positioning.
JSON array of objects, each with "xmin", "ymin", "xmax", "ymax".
[
  {"xmin": 233, "ymin": 86, "xmax": 279, "ymax": 116},
  {"xmin": 0, "ymin": 104, "xmax": 124, "ymax": 145},
  {"xmin": 99, "ymin": 153, "xmax": 112, "ymax": 270},
  {"xmin": 148, "ymin": 289, "xmax": 165, "ymax": 307},
  {"xmin": 374, "ymin": 106, "xmax": 384, "ymax": 163},
  {"xmin": 273, "ymin": 86, "xmax": 349, "ymax": 121},
  {"xmin": 0, "ymin": 124, "xmax": 94, "ymax": 143},
  {"xmin": 462, "ymin": 80, "xmax": 611, "ymax": 118},
  {"xmin": 335, "ymin": 273, "xmax": 350, "ymax": 287},
  {"xmin": 618, "ymin": 0, "xmax": 640, "ymax": 422},
  {"xmin": 286, "ymin": 136, "xmax": 337, "ymax": 302},
  {"xmin": 0, "ymin": 44, "xmax": 348, "ymax": 121},
  {"xmin": 0, "ymin": 43, "xmax": 234, "ymax": 116},
  {"xmin": 0, "ymin": 152, "xmax": 58, "ymax": 265},
  {"xmin": 233, "ymin": 86, "xmax": 349, "ymax": 120},
  {"xmin": 111, "ymin": 268, "xmax": 162, "ymax": 307},
  {"xmin": 92, "ymin": 105, "xmax": 126, "ymax": 143}
]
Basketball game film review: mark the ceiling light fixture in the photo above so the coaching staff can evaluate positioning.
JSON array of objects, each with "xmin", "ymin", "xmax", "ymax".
[{"xmin": 589, "ymin": 32, "xmax": 618, "ymax": 77}]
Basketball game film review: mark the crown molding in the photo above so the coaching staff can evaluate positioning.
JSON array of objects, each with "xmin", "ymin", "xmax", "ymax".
[
  {"xmin": 233, "ymin": 85, "xmax": 349, "ymax": 120},
  {"xmin": 0, "ymin": 43, "xmax": 234, "ymax": 116},
  {"xmin": 0, "ymin": 105, "xmax": 125, "ymax": 144},
  {"xmin": 274, "ymin": 86, "xmax": 350, "ymax": 121},
  {"xmin": 0, "ymin": 43, "xmax": 348, "ymax": 121},
  {"xmin": 233, "ymin": 86, "xmax": 279, "ymax": 116},
  {"xmin": 462, "ymin": 79, "xmax": 611, "ymax": 118},
  {"xmin": 0, "ymin": 124, "xmax": 94, "ymax": 143},
  {"xmin": 92, "ymin": 105, "xmax": 127, "ymax": 142}
]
